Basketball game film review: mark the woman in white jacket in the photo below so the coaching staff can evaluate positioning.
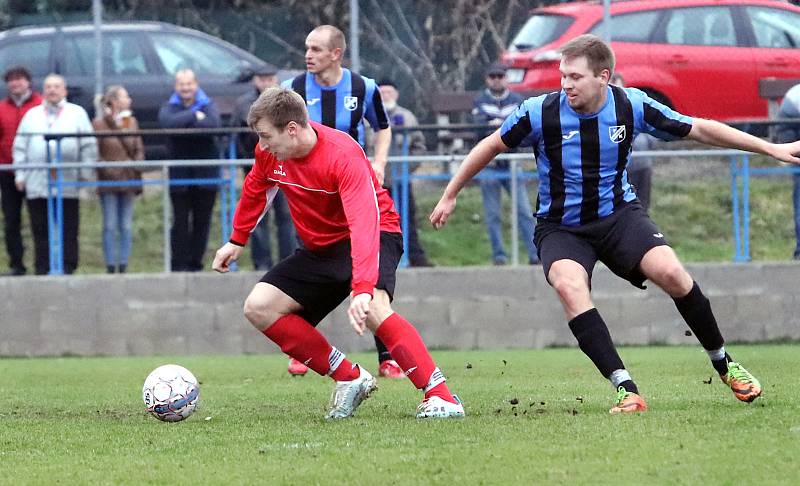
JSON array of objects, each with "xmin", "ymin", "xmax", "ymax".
[{"xmin": 12, "ymin": 74, "xmax": 96, "ymax": 275}]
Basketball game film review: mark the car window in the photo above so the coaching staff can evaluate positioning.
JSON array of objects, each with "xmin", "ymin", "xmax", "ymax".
[
  {"xmin": 149, "ymin": 32, "xmax": 241, "ymax": 76},
  {"xmin": 64, "ymin": 34, "xmax": 149, "ymax": 76},
  {"xmin": 508, "ymin": 14, "xmax": 573, "ymax": 52},
  {"xmin": 664, "ymin": 7, "xmax": 737, "ymax": 46},
  {"xmin": 0, "ymin": 38, "xmax": 51, "ymax": 76},
  {"xmin": 745, "ymin": 7, "xmax": 800, "ymax": 48},
  {"xmin": 589, "ymin": 11, "xmax": 660, "ymax": 42}
]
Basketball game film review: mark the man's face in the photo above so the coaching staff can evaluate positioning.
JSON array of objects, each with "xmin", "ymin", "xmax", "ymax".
[
  {"xmin": 560, "ymin": 55, "xmax": 608, "ymax": 113},
  {"xmin": 6, "ymin": 75, "xmax": 30, "ymax": 97},
  {"xmin": 379, "ymin": 85, "xmax": 399, "ymax": 105},
  {"xmin": 43, "ymin": 77, "xmax": 67, "ymax": 105},
  {"xmin": 485, "ymin": 72, "xmax": 507, "ymax": 91},
  {"xmin": 174, "ymin": 71, "xmax": 198, "ymax": 104},
  {"xmin": 253, "ymin": 74, "xmax": 278, "ymax": 93},
  {"xmin": 254, "ymin": 117, "xmax": 297, "ymax": 161},
  {"xmin": 305, "ymin": 30, "xmax": 340, "ymax": 74}
]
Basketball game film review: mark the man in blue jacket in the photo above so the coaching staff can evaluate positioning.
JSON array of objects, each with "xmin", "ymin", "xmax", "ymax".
[{"xmin": 158, "ymin": 69, "xmax": 221, "ymax": 272}]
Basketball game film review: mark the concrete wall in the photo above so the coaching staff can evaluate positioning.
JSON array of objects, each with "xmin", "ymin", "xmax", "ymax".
[{"xmin": 1, "ymin": 262, "xmax": 797, "ymax": 357}]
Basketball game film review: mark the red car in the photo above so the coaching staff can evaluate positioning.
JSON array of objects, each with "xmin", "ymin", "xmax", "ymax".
[{"xmin": 501, "ymin": 0, "xmax": 800, "ymax": 120}]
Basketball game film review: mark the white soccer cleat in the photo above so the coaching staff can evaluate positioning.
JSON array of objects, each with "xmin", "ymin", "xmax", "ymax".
[
  {"xmin": 325, "ymin": 365, "xmax": 377, "ymax": 419},
  {"xmin": 416, "ymin": 394, "xmax": 465, "ymax": 419}
]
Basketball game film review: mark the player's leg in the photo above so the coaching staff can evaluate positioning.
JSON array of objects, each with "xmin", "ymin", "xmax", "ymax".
[
  {"xmin": 480, "ymin": 169, "xmax": 507, "ymax": 265},
  {"xmin": 540, "ymin": 224, "xmax": 646, "ymax": 413},
  {"xmin": 640, "ymin": 245, "xmax": 761, "ymax": 402},
  {"xmin": 365, "ymin": 290, "xmax": 464, "ymax": 418}
]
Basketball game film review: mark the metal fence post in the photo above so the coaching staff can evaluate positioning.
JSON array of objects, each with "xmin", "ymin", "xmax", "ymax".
[
  {"xmin": 162, "ymin": 166, "xmax": 171, "ymax": 273},
  {"xmin": 510, "ymin": 158, "xmax": 519, "ymax": 266}
]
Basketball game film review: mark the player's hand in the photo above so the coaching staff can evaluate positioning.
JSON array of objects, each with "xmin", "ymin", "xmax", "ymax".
[
  {"xmin": 772, "ymin": 140, "xmax": 800, "ymax": 165},
  {"xmin": 15, "ymin": 180, "xmax": 24, "ymax": 192},
  {"xmin": 347, "ymin": 292, "xmax": 372, "ymax": 335},
  {"xmin": 429, "ymin": 194, "xmax": 457, "ymax": 229},
  {"xmin": 212, "ymin": 242, "xmax": 243, "ymax": 273},
  {"xmin": 371, "ymin": 160, "xmax": 386, "ymax": 186}
]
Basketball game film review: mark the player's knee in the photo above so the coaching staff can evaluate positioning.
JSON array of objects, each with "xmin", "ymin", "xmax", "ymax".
[
  {"xmin": 654, "ymin": 263, "xmax": 691, "ymax": 293},
  {"xmin": 551, "ymin": 274, "xmax": 587, "ymax": 303},
  {"xmin": 243, "ymin": 296, "xmax": 281, "ymax": 331}
]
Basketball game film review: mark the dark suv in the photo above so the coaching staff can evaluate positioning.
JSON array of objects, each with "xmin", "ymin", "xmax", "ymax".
[{"xmin": 0, "ymin": 21, "xmax": 280, "ymax": 156}]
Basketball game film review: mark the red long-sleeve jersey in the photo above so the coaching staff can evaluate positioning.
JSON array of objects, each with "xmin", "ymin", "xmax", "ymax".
[{"xmin": 230, "ymin": 121, "xmax": 401, "ymax": 297}]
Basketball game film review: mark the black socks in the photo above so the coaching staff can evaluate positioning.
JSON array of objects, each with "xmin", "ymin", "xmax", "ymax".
[
  {"xmin": 569, "ymin": 308, "xmax": 625, "ymax": 378},
  {"xmin": 673, "ymin": 282, "xmax": 724, "ymax": 351}
]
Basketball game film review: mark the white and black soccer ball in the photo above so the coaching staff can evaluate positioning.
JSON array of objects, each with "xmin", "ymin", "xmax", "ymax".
[{"xmin": 142, "ymin": 364, "xmax": 199, "ymax": 422}]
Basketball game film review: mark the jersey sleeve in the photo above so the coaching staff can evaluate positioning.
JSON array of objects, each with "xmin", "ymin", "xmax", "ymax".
[
  {"xmin": 500, "ymin": 98, "xmax": 539, "ymax": 148},
  {"xmin": 362, "ymin": 79, "xmax": 390, "ymax": 131},
  {"xmin": 230, "ymin": 146, "xmax": 277, "ymax": 246},
  {"xmin": 334, "ymin": 151, "xmax": 381, "ymax": 297},
  {"xmin": 630, "ymin": 88, "xmax": 693, "ymax": 141}
]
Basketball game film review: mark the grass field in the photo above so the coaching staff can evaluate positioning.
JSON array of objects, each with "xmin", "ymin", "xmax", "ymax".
[{"xmin": 1, "ymin": 346, "xmax": 797, "ymax": 484}]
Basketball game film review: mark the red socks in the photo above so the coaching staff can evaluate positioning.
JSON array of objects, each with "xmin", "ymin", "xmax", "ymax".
[
  {"xmin": 263, "ymin": 314, "xmax": 359, "ymax": 381},
  {"xmin": 375, "ymin": 313, "xmax": 456, "ymax": 403}
]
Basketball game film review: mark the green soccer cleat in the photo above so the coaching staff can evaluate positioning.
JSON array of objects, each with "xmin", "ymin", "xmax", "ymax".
[{"xmin": 720, "ymin": 362, "xmax": 762, "ymax": 403}]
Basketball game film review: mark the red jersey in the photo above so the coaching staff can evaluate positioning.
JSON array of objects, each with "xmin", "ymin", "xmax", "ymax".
[
  {"xmin": 231, "ymin": 121, "xmax": 401, "ymax": 297},
  {"xmin": 0, "ymin": 91, "xmax": 43, "ymax": 164}
]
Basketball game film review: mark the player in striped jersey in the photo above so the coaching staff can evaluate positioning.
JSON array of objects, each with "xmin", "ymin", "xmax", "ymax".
[
  {"xmin": 282, "ymin": 25, "xmax": 402, "ymax": 379},
  {"xmin": 431, "ymin": 34, "xmax": 800, "ymax": 413}
]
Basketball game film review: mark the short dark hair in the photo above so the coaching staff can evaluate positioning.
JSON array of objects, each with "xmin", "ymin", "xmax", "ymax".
[
  {"xmin": 559, "ymin": 34, "xmax": 615, "ymax": 76},
  {"xmin": 247, "ymin": 87, "xmax": 309, "ymax": 129},
  {"xmin": 377, "ymin": 79, "xmax": 396, "ymax": 89},
  {"xmin": 4, "ymin": 66, "xmax": 32, "ymax": 83}
]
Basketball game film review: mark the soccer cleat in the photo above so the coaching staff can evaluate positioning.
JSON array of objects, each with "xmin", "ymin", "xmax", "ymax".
[
  {"xmin": 720, "ymin": 361, "xmax": 762, "ymax": 403},
  {"xmin": 378, "ymin": 359, "xmax": 405, "ymax": 379},
  {"xmin": 416, "ymin": 394, "xmax": 466, "ymax": 418},
  {"xmin": 326, "ymin": 365, "xmax": 377, "ymax": 419},
  {"xmin": 287, "ymin": 358, "xmax": 309, "ymax": 376},
  {"xmin": 609, "ymin": 386, "xmax": 648, "ymax": 414}
]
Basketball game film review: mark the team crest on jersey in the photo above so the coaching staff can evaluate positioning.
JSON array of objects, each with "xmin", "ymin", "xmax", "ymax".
[
  {"xmin": 273, "ymin": 164, "xmax": 286, "ymax": 177},
  {"xmin": 343, "ymin": 96, "xmax": 359, "ymax": 111},
  {"xmin": 609, "ymin": 125, "xmax": 626, "ymax": 144}
]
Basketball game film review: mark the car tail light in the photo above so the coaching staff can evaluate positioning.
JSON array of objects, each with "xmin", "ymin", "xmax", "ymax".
[{"xmin": 533, "ymin": 49, "xmax": 561, "ymax": 62}]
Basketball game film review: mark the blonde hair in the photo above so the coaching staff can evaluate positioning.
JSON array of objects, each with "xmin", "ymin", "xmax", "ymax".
[
  {"xmin": 102, "ymin": 85, "xmax": 126, "ymax": 107},
  {"xmin": 559, "ymin": 34, "xmax": 615, "ymax": 76},
  {"xmin": 247, "ymin": 87, "xmax": 309, "ymax": 129}
]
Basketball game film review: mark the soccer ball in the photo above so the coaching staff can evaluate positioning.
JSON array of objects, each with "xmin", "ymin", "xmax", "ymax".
[{"xmin": 142, "ymin": 364, "xmax": 199, "ymax": 422}]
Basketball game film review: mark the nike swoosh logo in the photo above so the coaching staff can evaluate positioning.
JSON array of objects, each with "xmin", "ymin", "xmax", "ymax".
[
  {"xmin": 562, "ymin": 130, "xmax": 579, "ymax": 140},
  {"xmin": 404, "ymin": 366, "xmax": 418, "ymax": 376},
  {"xmin": 653, "ymin": 233, "xmax": 664, "ymax": 238},
  {"xmin": 306, "ymin": 98, "xmax": 320, "ymax": 106},
  {"xmin": 303, "ymin": 358, "xmax": 312, "ymax": 365}
]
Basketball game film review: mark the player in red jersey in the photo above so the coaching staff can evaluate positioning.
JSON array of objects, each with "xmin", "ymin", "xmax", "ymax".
[{"xmin": 213, "ymin": 87, "xmax": 464, "ymax": 419}]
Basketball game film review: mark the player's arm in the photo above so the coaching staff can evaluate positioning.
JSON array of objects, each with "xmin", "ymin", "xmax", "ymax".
[
  {"xmin": 336, "ymin": 155, "xmax": 382, "ymax": 332},
  {"xmin": 371, "ymin": 126, "xmax": 391, "ymax": 185},
  {"xmin": 214, "ymin": 149, "xmax": 275, "ymax": 273},
  {"xmin": 429, "ymin": 130, "xmax": 508, "ymax": 229},
  {"xmin": 687, "ymin": 118, "xmax": 800, "ymax": 165}
]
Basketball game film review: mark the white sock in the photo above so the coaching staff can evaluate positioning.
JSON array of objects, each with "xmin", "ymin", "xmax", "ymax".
[
  {"xmin": 706, "ymin": 347, "xmax": 726, "ymax": 362},
  {"xmin": 327, "ymin": 347, "xmax": 345, "ymax": 376},
  {"xmin": 608, "ymin": 369, "xmax": 632, "ymax": 389}
]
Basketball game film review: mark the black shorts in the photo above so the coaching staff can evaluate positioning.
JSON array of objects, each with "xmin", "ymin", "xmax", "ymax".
[
  {"xmin": 534, "ymin": 202, "xmax": 668, "ymax": 289},
  {"xmin": 260, "ymin": 232, "xmax": 403, "ymax": 326}
]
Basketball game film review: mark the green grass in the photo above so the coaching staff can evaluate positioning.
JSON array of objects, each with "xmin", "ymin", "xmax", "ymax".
[
  {"xmin": 0, "ymin": 169, "xmax": 795, "ymax": 273},
  {"xmin": 0, "ymin": 346, "xmax": 797, "ymax": 484}
]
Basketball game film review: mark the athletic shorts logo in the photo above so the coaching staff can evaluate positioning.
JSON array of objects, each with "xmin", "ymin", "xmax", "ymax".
[
  {"xmin": 609, "ymin": 125, "xmax": 626, "ymax": 144},
  {"xmin": 653, "ymin": 232, "xmax": 664, "ymax": 238},
  {"xmin": 344, "ymin": 96, "xmax": 359, "ymax": 111},
  {"xmin": 306, "ymin": 98, "xmax": 320, "ymax": 106}
]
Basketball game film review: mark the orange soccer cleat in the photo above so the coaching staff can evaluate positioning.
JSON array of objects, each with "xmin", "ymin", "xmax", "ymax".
[{"xmin": 609, "ymin": 386, "xmax": 648, "ymax": 414}]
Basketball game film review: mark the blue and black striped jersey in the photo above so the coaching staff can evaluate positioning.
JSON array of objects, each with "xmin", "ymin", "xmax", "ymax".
[
  {"xmin": 283, "ymin": 69, "xmax": 389, "ymax": 148},
  {"xmin": 500, "ymin": 85, "xmax": 692, "ymax": 226}
]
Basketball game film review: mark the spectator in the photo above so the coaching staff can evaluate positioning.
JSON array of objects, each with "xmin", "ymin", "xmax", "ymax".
[
  {"xmin": 283, "ymin": 25, "xmax": 400, "ymax": 379},
  {"xmin": 0, "ymin": 66, "xmax": 42, "ymax": 276},
  {"xmin": 233, "ymin": 64, "xmax": 296, "ymax": 271},
  {"xmin": 776, "ymin": 82, "xmax": 800, "ymax": 259},
  {"xmin": 93, "ymin": 85, "xmax": 145, "ymax": 274},
  {"xmin": 472, "ymin": 63, "xmax": 539, "ymax": 265},
  {"xmin": 158, "ymin": 69, "xmax": 221, "ymax": 272},
  {"xmin": 610, "ymin": 73, "xmax": 654, "ymax": 211},
  {"xmin": 377, "ymin": 79, "xmax": 433, "ymax": 267},
  {"xmin": 13, "ymin": 74, "xmax": 96, "ymax": 275}
]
